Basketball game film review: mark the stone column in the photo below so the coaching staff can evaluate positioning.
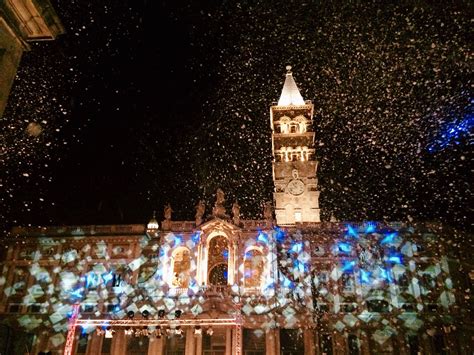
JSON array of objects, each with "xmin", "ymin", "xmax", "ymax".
[
  {"xmin": 226, "ymin": 328, "xmax": 232, "ymax": 355},
  {"xmin": 148, "ymin": 336, "xmax": 164, "ymax": 355},
  {"xmin": 304, "ymin": 329, "xmax": 315, "ymax": 355},
  {"xmin": 110, "ymin": 330, "xmax": 126, "ymax": 355},
  {"xmin": 185, "ymin": 328, "xmax": 196, "ymax": 355},
  {"xmin": 86, "ymin": 332, "xmax": 103, "ymax": 355},
  {"xmin": 265, "ymin": 329, "xmax": 280, "ymax": 355},
  {"xmin": 195, "ymin": 334, "xmax": 202, "ymax": 355}
]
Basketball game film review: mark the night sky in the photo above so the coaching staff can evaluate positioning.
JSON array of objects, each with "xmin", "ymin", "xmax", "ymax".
[{"xmin": 1, "ymin": 1, "xmax": 472, "ymax": 233}]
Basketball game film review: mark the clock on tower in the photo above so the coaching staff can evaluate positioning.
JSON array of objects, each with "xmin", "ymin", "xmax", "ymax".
[{"xmin": 270, "ymin": 66, "xmax": 320, "ymax": 225}]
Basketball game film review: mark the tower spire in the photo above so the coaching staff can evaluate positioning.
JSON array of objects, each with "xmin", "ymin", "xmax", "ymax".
[{"xmin": 278, "ymin": 65, "xmax": 305, "ymax": 106}]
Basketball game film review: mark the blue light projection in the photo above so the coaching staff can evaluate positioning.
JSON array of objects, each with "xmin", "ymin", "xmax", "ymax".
[
  {"xmin": 360, "ymin": 269, "xmax": 371, "ymax": 284},
  {"xmin": 274, "ymin": 227, "xmax": 286, "ymax": 244},
  {"xmin": 101, "ymin": 271, "xmax": 113, "ymax": 284},
  {"xmin": 337, "ymin": 242, "xmax": 352, "ymax": 254},
  {"xmin": 257, "ymin": 231, "xmax": 268, "ymax": 244},
  {"xmin": 68, "ymin": 288, "xmax": 84, "ymax": 301},
  {"xmin": 346, "ymin": 225, "xmax": 359, "ymax": 238},
  {"xmin": 342, "ymin": 260, "xmax": 356, "ymax": 273},
  {"xmin": 427, "ymin": 108, "xmax": 473, "ymax": 152},
  {"xmin": 364, "ymin": 222, "xmax": 376, "ymax": 234},
  {"xmin": 85, "ymin": 273, "xmax": 99, "ymax": 289},
  {"xmin": 173, "ymin": 235, "xmax": 182, "ymax": 247},
  {"xmin": 380, "ymin": 232, "xmax": 397, "ymax": 245},
  {"xmin": 387, "ymin": 253, "xmax": 402, "ymax": 264},
  {"xmin": 289, "ymin": 242, "xmax": 303, "ymax": 254},
  {"xmin": 191, "ymin": 232, "xmax": 200, "ymax": 244},
  {"xmin": 379, "ymin": 268, "xmax": 393, "ymax": 283}
]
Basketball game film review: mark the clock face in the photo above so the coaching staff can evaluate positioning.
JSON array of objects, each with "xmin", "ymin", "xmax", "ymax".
[{"xmin": 287, "ymin": 179, "xmax": 305, "ymax": 196}]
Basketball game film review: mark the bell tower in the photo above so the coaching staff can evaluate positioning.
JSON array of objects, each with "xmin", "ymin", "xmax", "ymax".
[{"xmin": 271, "ymin": 66, "xmax": 320, "ymax": 225}]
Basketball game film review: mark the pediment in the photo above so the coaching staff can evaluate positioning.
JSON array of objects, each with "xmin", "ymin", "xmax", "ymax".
[{"xmin": 198, "ymin": 217, "xmax": 241, "ymax": 234}]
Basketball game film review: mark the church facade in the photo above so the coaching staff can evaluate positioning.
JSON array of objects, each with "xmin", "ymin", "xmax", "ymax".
[{"xmin": 0, "ymin": 70, "xmax": 471, "ymax": 354}]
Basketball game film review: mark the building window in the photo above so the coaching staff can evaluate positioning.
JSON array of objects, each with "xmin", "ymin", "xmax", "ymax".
[
  {"xmin": 320, "ymin": 333, "xmax": 333, "ymax": 355},
  {"xmin": 203, "ymin": 328, "xmax": 226, "ymax": 354},
  {"xmin": 101, "ymin": 337, "xmax": 112, "ymax": 355},
  {"xmin": 127, "ymin": 336, "xmax": 149, "ymax": 355},
  {"xmin": 280, "ymin": 329, "xmax": 304, "ymax": 355},
  {"xmin": 208, "ymin": 236, "xmax": 229, "ymax": 286},
  {"xmin": 243, "ymin": 329, "xmax": 265, "ymax": 355},
  {"xmin": 367, "ymin": 299, "xmax": 389, "ymax": 313},
  {"xmin": 342, "ymin": 273, "xmax": 355, "ymax": 293},
  {"xmin": 209, "ymin": 263, "xmax": 228, "ymax": 286},
  {"xmin": 12, "ymin": 268, "xmax": 28, "ymax": 294},
  {"xmin": 27, "ymin": 304, "xmax": 42, "ymax": 313},
  {"xmin": 82, "ymin": 304, "xmax": 95, "ymax": 313},
  {"xmin": 172, "ymin": 248, "xmax": 191, "ymax": 288},
  {"xmin": 8, "ymin": 304, "xmax": 21, "ymax": 313},
  {"xmin": 348, "ymin": 334, "xmax": 359, "ymax": 355},
  {"xmin": 106, "ymin": 304, "xmax": 118, "ymax": 313},
  {"xmin": 244, "ymin": 249, "xmax": 265, "ymax": 288},
  {"xmin": 407, "ymin": 335, "xmax": 419, "ymax": 355}
]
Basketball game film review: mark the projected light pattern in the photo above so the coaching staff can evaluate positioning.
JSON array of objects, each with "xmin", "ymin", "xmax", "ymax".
[
  {"xmin": 427, "ymin": 108, "xmax": 473, "ymax": 152},
  {"xmin": 0, "ymin": 221, "xmax": 457, "ymax": 352}
]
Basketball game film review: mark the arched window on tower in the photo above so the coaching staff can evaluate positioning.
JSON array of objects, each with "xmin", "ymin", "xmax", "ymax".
[
  {"xmin": 172, "ymin": 248, "xmax": 191, "ymax": 288},
  {"xmin": 244, "ymin": 249, "xmax": 265, "ymax": 288},
  {"xmin": 293, "ymin": 146, "xmax": 302, "ymax": 161},
  {"xmin": 285, "ymin": 147, "xmax": 293, "ymax": 162},
  {"xmin": 279, "ymin": 117, "xmax": 290, "ymax": 134},
  {"xmin": 208, "ymin": 236, "xmax": 229, "ymax": 286},
  {"xmin": 294, "ymin": 116, "xmax": 307, "ymax": 133}
]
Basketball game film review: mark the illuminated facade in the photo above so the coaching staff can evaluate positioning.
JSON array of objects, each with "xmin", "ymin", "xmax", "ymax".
[
  {"xmin": 0, "ymin": 70, "xmax": 471, "ymax": 355},
  {"xmin": 271, "ymin": 66, "xmax": 320, "ymax": 225}
]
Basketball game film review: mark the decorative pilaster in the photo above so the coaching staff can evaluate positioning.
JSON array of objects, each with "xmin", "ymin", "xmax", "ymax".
[
  {"xmin": 226, "ymin": 328, "xmax": 232, "ymax": 355},
  {"xmin": 265, "ymin": 329, "xmax": 278, "ymax": 355},
  {"xmin": 185, "ymin": 328, "xmax": 195, "ymax": 355},
  {"xmin": 110, "ymin": 330, "xmax": 126, "ymax": 355},
  {"xmin": 304, "ymin": 329, "xmax": 315, "ymax": 355},
  {"xmin": 148, "ymin": 336, "xmax": 164, "ymax": 355},
  {"xmin": 195, "ymin": 334, "xmax": 202, "ymax": 355}
]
